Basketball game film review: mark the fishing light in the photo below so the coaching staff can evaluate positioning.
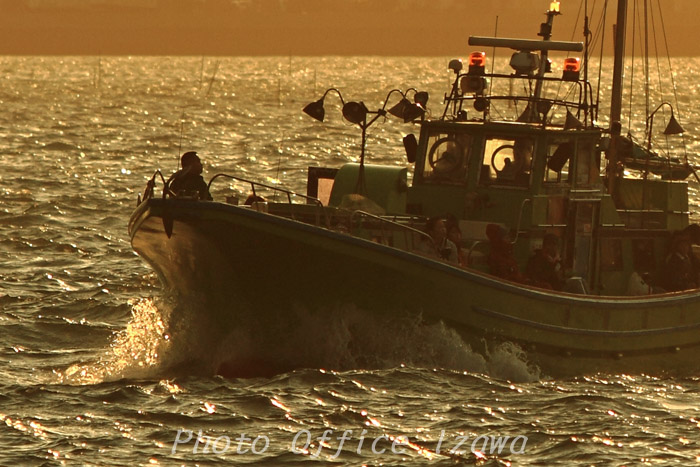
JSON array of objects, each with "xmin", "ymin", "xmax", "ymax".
[
  {"xmin": 387, "ymin": 89, "xmax": 428, "ymax": 123},
  {"xmin": 468, "ymin": 52, "xmax": 486, "ymax": 75},
  {"xmin": 342, "ymin": 101, "xmax": 369, "ymax": 125},
  {"xmin": 562, "ymin": 57, "xmax": 581, "ymax": 81},
  {"xmin": 646, "ymin": 102, "xmax": 685, "ymax": 150},
  {"xmin": 302, "ymin": 87, "xmax": 345, "ymax": 122},
  {"xmin": 563, "ymin": 57, "xmax": 581, "ymax": 72},
  {"xmin": 448, "ymin": 59, "xmax": 463, "ymax": 74}
]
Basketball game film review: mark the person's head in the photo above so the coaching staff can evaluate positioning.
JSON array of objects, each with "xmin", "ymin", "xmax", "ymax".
[
  {"xmin": 486, "ymin": 223, "xmax": 511, "ymax": 250},
  {"xmin": 672, "ymin": 230, "xmax": 692, "ymax": 255},
  {"xmin": 425, "ymin": 217, "xmax": 447, "ymax": 243},
  {"xmin": 181, "ymin": 151, "xmax": 203, "ymax": 174},
  {"xmin": 542, "ymin": 233, "xmax": 559, "ymax": 256},
  {"xmin": 514, "ymin": 138, "xmax": 534, "ymax": 154},
  {"xmin": 486, "ymin": 223, "xmax": 504, "ymax": 242},
  {"xmin": 513, "ymin": 138, "xmax": 534, "ymax": 168},
  {"xmin": 446, "ymin": 217, "xmax": 462, "ymax": 245},
  {"xmin": 684, "ymin": 224, "xmax": 700, "ymax": 245}
]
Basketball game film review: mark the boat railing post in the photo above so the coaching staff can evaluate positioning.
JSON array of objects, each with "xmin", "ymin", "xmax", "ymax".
[{"xmin": 511, "ymin": 198, "xmax": 533, "ymax": 243}]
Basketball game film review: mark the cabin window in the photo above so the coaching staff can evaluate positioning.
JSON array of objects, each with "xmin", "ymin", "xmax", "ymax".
[
  {"xmin": 479, "ymin": 136, "xmax": 533, "ymax": 186},
  {"xmin": 575, "ymin": 141, "xmax": 598, "ymax": 186},
  {"xmin": 421, "ymin": 132, "xmax": 471, "ymax": 183},
  {"xmin": 544, "ymin": 139, "xmax": 572, "ymax": 183}
]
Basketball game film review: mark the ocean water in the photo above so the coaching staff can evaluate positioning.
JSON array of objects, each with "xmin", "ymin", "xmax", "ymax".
[{"xmin": 2, "ymin": 55, "xmax": 700, "ymax": 465}]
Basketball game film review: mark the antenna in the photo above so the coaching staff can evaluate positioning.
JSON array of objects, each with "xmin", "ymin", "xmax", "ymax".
[
  {"xmin": 177, "ymin": 108, "xmax": 187, "ymax": 169},
  {"xmin": 489, "ymin": 16, "xmax": 498, "ymax": 98}
]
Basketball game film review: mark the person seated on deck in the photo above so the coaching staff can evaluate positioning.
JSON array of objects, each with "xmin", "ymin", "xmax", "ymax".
[
  {"xmin": 168, "ymin": 151, "xmax": 213, "ymax": 200},
  {"xmin": 445, "ymin": 215, "xmax": 468, "ymax": 267},
  {"xmin": 486, "ymin": 224, "xmax": 526, "ymax": 283},
  {"xmin": 416, "ymin": 216, "xmax": 459, "ymax": 264},
  {"xmin": 661, "ymin": 230, "xmax": 700, "ymax": 292},
  {"xmin": 525, "ymin": 233, "xmax": 564, "ymax": 290}
]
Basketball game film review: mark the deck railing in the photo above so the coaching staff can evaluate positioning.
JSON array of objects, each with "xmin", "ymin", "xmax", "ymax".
[
  {"xmin": 207, "ymin": 173, "xmax": 330, "ymax": 227},
  {"xmin": 349, "ymin": 210, "xmax": 434, "ymax": 253},
  {"xmin": 140, "ymin": 170, "xmax": 444, "ymax": 259}
]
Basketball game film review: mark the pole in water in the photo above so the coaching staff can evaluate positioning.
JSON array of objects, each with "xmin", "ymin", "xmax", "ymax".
[{"xmin": 278, "ymin": 73, "xmax": 282, "ymax": 106}]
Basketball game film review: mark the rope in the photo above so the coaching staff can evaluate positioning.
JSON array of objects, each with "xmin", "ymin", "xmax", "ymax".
[
  {"xmin": 594, "ymin": 0, "xmax": 609, "ymax": 122},
  {"xmin": 644, "ymin": 0, "xmax": 651, "ymax": 121},
  {"xmin": 626, "ymin": 0, "xmax": 637, "ymax": 133},
  {"xmin": 649, "ymin": 0, "xmax": 669, "ymax": 155},
  {"xmin": 656, "ymin": 0, "xmax": 688, "ymax": 161}
]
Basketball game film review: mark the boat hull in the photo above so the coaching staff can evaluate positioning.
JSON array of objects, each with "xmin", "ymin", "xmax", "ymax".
[{"xmin": 129, "ymin": 199, "xmax": 700, "ymax": 376}]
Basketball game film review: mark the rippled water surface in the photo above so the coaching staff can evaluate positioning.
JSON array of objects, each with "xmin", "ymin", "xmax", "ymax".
[{"xmin": 2, "ymin": 56, "xmax": 700, "ymax": 465}]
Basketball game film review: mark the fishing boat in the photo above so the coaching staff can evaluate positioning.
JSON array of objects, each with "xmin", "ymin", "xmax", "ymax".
[{"xmin": 129, "ymin": 0, "xmax": 700, "ymax": 376}]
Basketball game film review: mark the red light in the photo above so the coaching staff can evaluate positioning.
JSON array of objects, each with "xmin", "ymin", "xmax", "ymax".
[
  {"xmin": 564, "ymin": 57, "xmax": 580, "ymax": 72},
  {"xmin": 469, "ymin": 52, "xmax": 486, "ymax": 67}
]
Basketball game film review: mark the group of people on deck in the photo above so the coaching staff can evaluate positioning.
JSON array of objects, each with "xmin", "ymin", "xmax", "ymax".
[
  {"xmin": 419, "ymin": 216, "xmax": 564, "ymax": 291},
  {"xmin": 484, "ymin": 224, "xmax": 564, "ymax": 290},
  {"xmin": 420, "ymin": 214, "xmax": 700, "ymax": 293}
]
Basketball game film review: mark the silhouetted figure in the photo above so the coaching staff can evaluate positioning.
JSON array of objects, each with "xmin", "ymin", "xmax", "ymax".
[
  {"xmin": 486, "ymin": 224, "xmax": 525, "ymax": 283},
  {"xmin": 446, "ymin": 216, "xmax": 468, "ymax": 267},
  {"xmin": 525, "ymin": 233, "xmax": 564, "ymax": 290},
  {"xmin": 498, "ymin": 157, "xmax": 516, "ymax": 181},
  {"xmin": 169, "ymin": 151, "xmax": 213, "ymax": 200},
  {"xmin": 662, "ymin": 230, "xmax": 699, "ymax": 292}
]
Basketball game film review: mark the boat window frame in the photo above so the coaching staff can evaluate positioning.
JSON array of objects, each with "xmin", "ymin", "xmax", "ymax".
[
  {"xmin": 477, "ymin": 134, "xmax": 534, "ymax": 188},
  {"xmin": 543, "ymin": 136, "xmax": 574, "ymax": 185},
  {"xmin": 415, "ymin": 129, "xmax": 473, "ymax": 185}
]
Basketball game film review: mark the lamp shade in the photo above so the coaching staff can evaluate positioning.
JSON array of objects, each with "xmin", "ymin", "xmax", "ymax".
[
  {"xmin": 303, "ymin": 99, "xmax": 326, "ymax": 122},
  {"xmin": 663, "ymin": 113, "xmax": 684, "ymax": 135},
  {"xmin": 401, "ymin": 103, "xmax": 425, "ymax": 123},
  {"xmin": 389, "ymin": 98, "xmax": 425, "ymax": 123},
  {"xmin": 388, "ymin": 98, "xmax": 411, "ymax": 119},
  {"xmin": 342, "ymin": 101, "xmax": 368, "ymax": 124},
  {"xmin": 413, "ymin": 91, "xmax": 429, "ymax": 109}
]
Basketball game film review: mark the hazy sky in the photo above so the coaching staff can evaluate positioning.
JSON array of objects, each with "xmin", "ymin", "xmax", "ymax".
[{"xmin": 1, "ymin": 0, "xmax": 699, "ymax": 56}]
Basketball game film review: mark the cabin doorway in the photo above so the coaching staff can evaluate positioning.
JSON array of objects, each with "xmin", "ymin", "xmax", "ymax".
[{"xmin": 566, "ymin": 200, "xmax": 600, "ymax": 285}]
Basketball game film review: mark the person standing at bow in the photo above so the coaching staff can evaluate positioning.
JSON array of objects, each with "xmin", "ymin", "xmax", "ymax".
[{"xmin": 168, "ymin": 151, "xmax": 213, "ymax": 201}]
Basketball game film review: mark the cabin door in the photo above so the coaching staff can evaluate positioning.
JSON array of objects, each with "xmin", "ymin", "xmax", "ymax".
[{"xmin": 567, "ymin": 200, "xmax": 599, "ymax": 284}]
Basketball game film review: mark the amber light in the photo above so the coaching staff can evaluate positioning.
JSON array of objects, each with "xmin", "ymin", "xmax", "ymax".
[
  {"xmin": 469, "ymin": 52, "xmax": 486, "ymax": 67},
  {"xmin": 564, "ymin": 57, "xmax": 581, "ymax": 72}
]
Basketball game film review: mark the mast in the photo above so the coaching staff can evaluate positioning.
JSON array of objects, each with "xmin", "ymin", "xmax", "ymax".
[
  {"xmin": 607, "ymin": 0, "xmax": 627, "ymax": 196},
  {"xmin": 532, "ymin": 5, "xmax": 560, "ymax": 105},
  {"xmin": 609, "ymin": 0, "xmax": 627, "ymax": 135}
]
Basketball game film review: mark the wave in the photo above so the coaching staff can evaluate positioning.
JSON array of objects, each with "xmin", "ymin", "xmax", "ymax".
[{"xmin": 59, "ymin": 297, "xmax": 541, "ymax": 384}]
